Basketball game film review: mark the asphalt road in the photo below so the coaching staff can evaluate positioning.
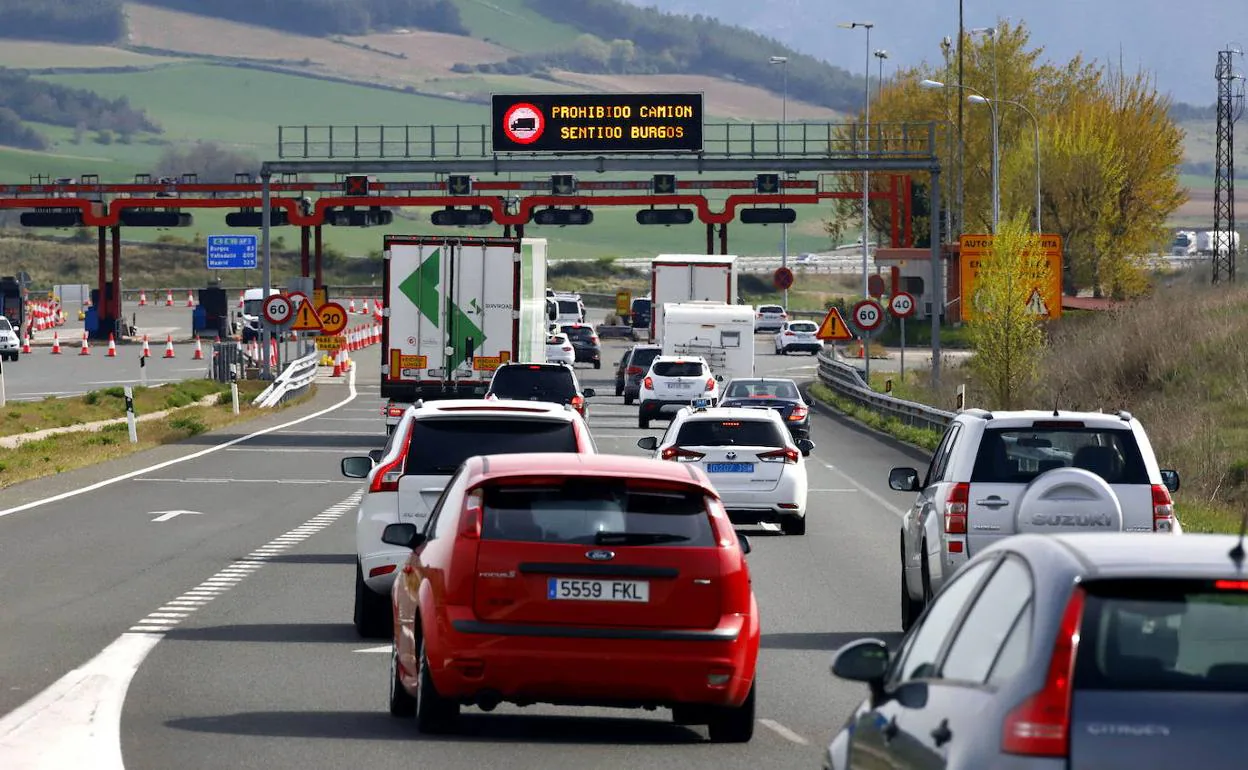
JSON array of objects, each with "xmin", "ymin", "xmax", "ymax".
[{"xmin": 0, "ymin": 335, "xmax": 928, "ymax": 769}]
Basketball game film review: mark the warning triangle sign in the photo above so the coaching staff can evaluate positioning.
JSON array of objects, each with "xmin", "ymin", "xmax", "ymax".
[
  {"xmin": 1024, "ymin": 288, "xmax": 1050, "ymax": 316},
  {"xmin": 291, "ymin": 301, "xmax": 323, "ymax": 331},
  {"xmin": 816, "ymin": 307, "xmax": 853, "ymax": 341}
]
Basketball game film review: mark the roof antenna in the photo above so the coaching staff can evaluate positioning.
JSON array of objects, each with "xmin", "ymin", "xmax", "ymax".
[
  {"xmin": 1230, "ymin": 509, "xmax": 1248, "ymax": 568},
  {"xmin": 1052, "ymin": 383, "xmax": 1065, "ymax": 417}
]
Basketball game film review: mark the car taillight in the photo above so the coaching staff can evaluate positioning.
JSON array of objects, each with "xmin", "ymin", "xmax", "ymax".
[
  {"xmin": 590, "ymin": 335, "xmax": 599, "ymax": 344},
  {"xmin": 563, "ymin": 345, "xmax": 573, "ymax": 351},
  {"xmin": 705, "ymin": 378, "xmax": 715, "ymax": 391},
  {"xmin": 661, "ymin": 446, "xmax": 705, "ymax": 462},
  {"xmin": 369, "ymin": 449, "xmax": 408, "ymax": 494},
  {"xmin": 1151, "ymin": 484, "xmax": 1175, "ymax": 532},
  {"xmin": 571, "ymin": 395, "xmax": 584, "ymax": 410},
  {"xmin": 757, "ymin": 447, "xmax": 798, "ymax": 464},
  {"xmin": 643, "ymin": 376, "xmax": 654, "ymax": 390},
  {"xmin": 627, "ymin": 366, "xmax": 642, "ymax": 375},
  {"xmin": 945, "ymin": 482, "xmax": 969, "ymax": 534},
  {"xmin": 781, "ymin": 312, "xmax": 788, "ymax": 318},
  {"xmin": 788, "ymin": 405, "xmax": 808, "ymax": 421},
  {"xmin": 756, "ymin": 312, "xmax": 763, "ymax": 318},
  {"xmin": 459, "ymin": 488, "xmax": 483, "ymax": 539},
  {"xmin": 385, "ymin": 405, "xmax": 404, "ymax": 418},
  {"xmin": 1002, "ymin": 587, "xmax": 1085, "ymax": 757}
]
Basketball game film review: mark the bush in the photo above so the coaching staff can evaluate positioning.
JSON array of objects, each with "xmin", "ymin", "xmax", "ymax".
[{"xmin": 168, "ymin": 415, "xmax": 207, "ymax": 436}]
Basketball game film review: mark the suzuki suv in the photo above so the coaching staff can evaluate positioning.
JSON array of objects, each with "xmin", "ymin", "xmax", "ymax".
[
  {"xmin": 888, "ymin": 408, "xmax": 1182, "ymax": 631},
  {"xmin": 339, "ymin": 400, "xmax": 596, "ymax": 638},
  {"xmin": 637, "ymin": 355, "xmax": 721, "ymax": 429}
]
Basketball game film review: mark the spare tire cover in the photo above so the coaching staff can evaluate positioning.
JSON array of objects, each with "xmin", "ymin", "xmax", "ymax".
[{"xmin": 1015, "ymin": 467, "xmax": 1124, "ymax": 534}]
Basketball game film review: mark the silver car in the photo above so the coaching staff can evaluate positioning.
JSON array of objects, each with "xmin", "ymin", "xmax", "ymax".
[{"xmin": 824, "ymin": 532, "xmax": 1248, "ymax": 770}]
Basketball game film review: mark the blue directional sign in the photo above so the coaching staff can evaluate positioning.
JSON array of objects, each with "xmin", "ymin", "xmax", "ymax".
[{"xmin": 206, "ymin": 235, "xmax": 258, "ymax": 270}]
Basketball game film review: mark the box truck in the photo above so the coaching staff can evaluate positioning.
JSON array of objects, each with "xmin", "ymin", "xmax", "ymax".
[
  {"xmin": 660, "ymin": 301, "xmax": 756, "ymax": 382},
  {"xmin": 381, "ymin": 236, "xmax": 547, "ymax": 432},
  {"xmin": 649, "ymin": 254, "xmax": 738, "ymax": 342}
]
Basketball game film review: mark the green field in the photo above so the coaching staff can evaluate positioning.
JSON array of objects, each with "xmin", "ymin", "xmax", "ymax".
[
  {"xmin": 450, "ymin": 0, "xmax": 583, "ymax": 52},
  {"xmin": 0, "ymin": 146, "xmax": 144, "ymax": 182}
]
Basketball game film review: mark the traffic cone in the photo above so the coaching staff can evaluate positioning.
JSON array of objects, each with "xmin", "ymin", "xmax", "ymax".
[
  {"xmin": 21, "ymin": 332, "xmax": 31, "ymax": 354},
  {"xmin": 331, "ymin": 348, "xmax": 343, "ymax": 377},
  {"xmin": 186, "ymin": 290, "xmax": 195, "ymax": 308},
  {"xmin": 349, "ymin": 298, "xmax": 357, "ymax": 314},
  {"xmin": 79, "ymin": 331, "xmax": 90, "ymax": 356},
  {"xmin": 138, "ymin": 290, "xmax": 147, "ymax": 307},
  {"xmin": 106, "ymin": 333, "xmax": 117, "ymax": 357},
  {"xmin": 163, "ymin": 334, "xmax": 175, "ymax": 359},
  {"xmin": 165, "ymin": 290, "xmax": 173, "ymax": 307},
  {"xmin": 238, "ymin": 290, "xmax": 245, "ymax": 309},
  {"xmin": 192, "ymin": 336, "xmax": 204, "ymax": 360},
  {"xmin": 269, "ymin": 339, "xmax": 278, "ymax": 368},
  {"xmin": 50, "ymin": 332, "xmax": 62, "ymax": 354},
  {"xmin": 142, "ymin": 334, "xmax": 152, "ymax": 358}
]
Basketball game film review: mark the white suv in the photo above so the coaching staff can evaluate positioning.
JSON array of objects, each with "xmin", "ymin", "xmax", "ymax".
[
  {"xmin": 636, "ymin": 355, "xmax": 721, "ymax": 429},
  {"xmin": 339, "ymin": 399, "xmax": 596, "ymax": 637},
  {"xmin": 638, "ymin": 405, "xmax": 814, "ymax": 535},
  {"xmin": 0, "ymin": 317, "xmax": 19, "ymax": 361},
  {"xmin": 754, "ymin": 304, "xmax": 787, "ymax": 332},
  {"xmin": 774, "ymin": 319, "xmax": 821, "ymax": 355},
  {"xmin": 888, "ymin": 408, "xmax": 1182, "ymax": 631}
]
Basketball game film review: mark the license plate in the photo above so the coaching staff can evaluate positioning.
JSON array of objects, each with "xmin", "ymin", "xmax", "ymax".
[
  {"xmin": 547, "ymin": 578, "xmax": 649, "ymax": 602},
  {"xmin": 669, "ymin": 382, "xmax": 692, "ymax": 389},
  {"xmin": 707, "ymin": 462, "xmax": 755, "ymax": 473}
]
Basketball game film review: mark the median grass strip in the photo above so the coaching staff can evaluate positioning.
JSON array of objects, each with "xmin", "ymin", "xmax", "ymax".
[
  {"xmin": 0, "ymin": 380, "xmax": 233, "ymax": 438},
  {"xmin": 0, "ymin": 381, "xmax": 315, "ymax": 490}
]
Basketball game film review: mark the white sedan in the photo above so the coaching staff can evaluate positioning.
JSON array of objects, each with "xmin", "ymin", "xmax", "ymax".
[
  {"xmin": 545, "ymin": 332, "xmax": 576, "ymax": 365},
  {"xmin": 637, "ymin": 405, "xmax": 814, "ymax": 535}
]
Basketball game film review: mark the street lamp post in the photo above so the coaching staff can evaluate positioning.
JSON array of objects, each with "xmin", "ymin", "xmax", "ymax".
[
  {"xmin": 921, "ymin": 79, "xmax": 998, "ymax": 233},
  {"xmin": 971, "ymin": 96, "xmax": 1041, "ymax": 232},
  {"xmin": 770, "ymin": 55, "xmax": 790, "ymax": 308},
  {"xmin": 839, "ymin": 20, "xmax": 875, "ymax": 302},
  {"xmin": 873, "ymin": 49, "xmax": 889, "ymax": 98}
]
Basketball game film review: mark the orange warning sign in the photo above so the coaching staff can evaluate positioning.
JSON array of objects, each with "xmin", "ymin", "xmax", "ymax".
[
  {"xmin": 291, "ymin": 301, "xmax": 323, "ymax": 331},
  {"xmin": 816, "ymin": 307, "xmax": 854, "ymax": 341}
]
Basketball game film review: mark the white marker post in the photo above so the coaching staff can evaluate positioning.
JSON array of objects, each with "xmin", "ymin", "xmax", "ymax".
[
  {"xmin": 0, "ymin": 354, "xmax": 6, "ymax": 408},
  {"xmin": 899, "ymin": 315, "xmax": 906, "ymax": 382},
  {"xmin": 231, "ymin": 381, "xmax": 239, "ymax": 415},
  {"xmin": 124, "ymin": 385, "xmax": 138, "ymax": 443}
]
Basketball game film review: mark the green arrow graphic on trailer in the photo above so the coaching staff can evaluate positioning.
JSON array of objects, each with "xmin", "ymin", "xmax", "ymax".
[{"xmin": 398, "ymin": 248, "xmax": 486, "ymax": 372}]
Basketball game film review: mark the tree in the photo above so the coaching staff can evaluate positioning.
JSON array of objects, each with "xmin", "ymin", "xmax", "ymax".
[
  {"xmin": 156, "ymin": 142, "xmax": 259, "ymax": 182},
  {"xmin": 967, "ymin": 212, "xmax": 1051, "ymax": 409}
]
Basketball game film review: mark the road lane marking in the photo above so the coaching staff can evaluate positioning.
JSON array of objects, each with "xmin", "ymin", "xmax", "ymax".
[
  {"xmin": 822, "ymin": 463, "xmax": 906, "ymax": 517},
  {"xmin": 354, "ymin": 645, "xmax": 390, "ymax": 654},
  {"xmin": 134, "ymin": 478, "xmax": 360, "ymax": 484},
  {"xmin": 0, "ymin": 490, "xmax": 362, "ymax": 768},
  {"xmin": 0, "ymin": 367, "xmax": 359, "ymax": 520},
  {"xmin": 808, "ymin": 488, "xmax": 859, "ymax": 493},
  {"xmin": 149, "ymin": 510, "xmax": 202, "ymax": 522},
  {"xmin": 759, "ymin": 718, "xmax": 810, "ymax": 745}
]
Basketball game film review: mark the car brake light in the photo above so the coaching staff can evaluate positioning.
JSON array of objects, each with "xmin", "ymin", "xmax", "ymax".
[
  {"xmin": 781, "ymin": 312, "xmax": 788, "ymax": 318},
  {"xmin": 757, "ymin": 448, "xmax": 798, "ymax": 464},
  {"xmin": 661, "ymin": 446, "xmax": 705, "ymax": 462},
  {"xmin": 643, "ymin": 376, "xmax": 654, "ymax": 390},
  {"xmin": 784, "ymin": 331, "xmax": 795, "ymax": 336},
  {"xmin": 1215, "ymin": 580, "xmax": 1248, "ymax": 591},
  {"xmin": 945, "ymin": 482, "xmax": 969, "ymax": 534},
  {"xmin": 627, "ymin": 366, "xmax": 642, "ymax": 375},
  {"xmin": 385, "ymin": 405, "xmax": 404, "ymax": 418},
  {"xmin": 756, "ymin": 312, "xmax": 763, "ymax": 318},
  {"xmin": 590, "ymin": 335, "xmax": 599, "ymax": 344},
  {"xmin": 1002, "ymin": 587, "xmax": 1085, "ymax": 757},
  {"xmin": 571, "ymin": 395, "xmax": 584, "ymax": 409},
  {"xmin": 459, "ymin": 488, "xmax": 483, "ymax": 539},
  {"xmin": 705, "ymin": 377, "xmax": 715, "ymax": 391},
  {"xmin": 1151, "ymin": 484, "xmax": 1175, "ymax": 532},
  {"xmin": 788, "ymin": 405, "xmax": 808, "ymax": 421},
  {"xmin": 369, "ymin": 444, "xmax": 409, "ymax": 494},
  {"xmin": 563, "ymin": 345, "xmax": 573, "ymax": 351}
]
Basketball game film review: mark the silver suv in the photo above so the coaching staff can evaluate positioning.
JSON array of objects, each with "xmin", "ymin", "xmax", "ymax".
[{"xmin": 888, "ymin": 408, "xmax": 1182, "ymax": 631}]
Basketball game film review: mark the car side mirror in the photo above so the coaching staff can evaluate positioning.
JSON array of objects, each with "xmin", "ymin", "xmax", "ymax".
[
  {"xmin": 715, "ymin": 374, "xmax": 724, "ymax": 382},
  {"xmin": 1160, "ymin": 469, "xmax": 1180, "ymax": 493},
  {"xmin": 381, "ymin": 523, "xmax": 426, "ymax": 549},
  {"xmin": 796, "ymin": 438, "xmax": 815, "ymax": 457},
  {"xmin": 583, "ymin": 388, "xmax": 596, "ymax": 398},
  {"xmin": 341, "ymin": 456, "xmax": 373, "ymax": 479},
  {"xmin": 888, "ymin": 467, "xmax": 921, "ymax": 492},
  {"xmin": 368, "ymin": 449, "xmax": 385, "ymax": 464},
  {"xmin": 831, "ymin": 638, "xmax": 891, "ymax": 697},
  {"xmin": 738, "ymin": 534, "xmax": 752, "ymax": 555},
  {"xmin": 637, "ymin": 436, "xmax": 659, "ymax": 451}
]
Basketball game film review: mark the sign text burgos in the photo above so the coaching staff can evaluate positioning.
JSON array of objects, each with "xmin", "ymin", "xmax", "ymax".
[{"xmin": 491, "ymin": 93, "xmax": 703, "ymax": 153}]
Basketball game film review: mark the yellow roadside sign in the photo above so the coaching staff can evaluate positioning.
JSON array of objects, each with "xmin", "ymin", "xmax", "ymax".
[
  {"xmin": 959, "ymin": 234, "xmax": 1063, "ymax": 320},
  {"xmin": 816, "ymin": 307, "xmax": 854, "ymax": 341},
  {"xmin": 315, "ymin": 335, "xmax": 344, "ymax": 351},
  {"xmin": 312, "ymin": 287, "xmax": 327, "ymax": 308},
  {"xmin": 615, "ymin": 291, "xmax": 631, "ymax": 317}
]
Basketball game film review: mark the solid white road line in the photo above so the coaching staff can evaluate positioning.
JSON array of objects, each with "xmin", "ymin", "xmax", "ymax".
[
  {"xmin": 0, "ymin": 368, "xmax": 360, "ymax": 520},
  {"xmin": 759, "ymin": 718, "xmax": 811, "ymax": 745}
]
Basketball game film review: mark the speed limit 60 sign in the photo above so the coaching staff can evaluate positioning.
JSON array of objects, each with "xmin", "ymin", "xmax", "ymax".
[
  {"xmin": 851, "ymin": 299, "xmax": 884, "ymax": 332},
  {"xmin": 262, "ymin": 294, "xmax": 292, "ymax": 326},
  {"xmin": 889, "ymin": 291, "xmax": 917, "ymax": 318}
]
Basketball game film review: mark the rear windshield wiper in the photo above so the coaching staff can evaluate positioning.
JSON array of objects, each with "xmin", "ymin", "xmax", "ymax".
[
  {"xmin": 430, "ymin": 465, "xmax": 460, "ymax": 473},
  {"xmin": 594, "ymin": 531, "xmax": 690, "ymax": 545}
]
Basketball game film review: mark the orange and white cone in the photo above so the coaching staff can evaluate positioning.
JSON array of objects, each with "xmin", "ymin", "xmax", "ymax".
[
  {"xmin": 192, "ymin": 336, "xmax": 204, "ymax": 360},
  {"xmin": 331, "ymin": 348, "xmax": 343, "ymax": 377},
  {"xmin": 186, "ymin": 290, "xmax": 195, "ymax": 308},
  {"xmin": 142, "ymin": 334, "xmax": 152, "ymax": 358},
  {"xmin": 165, "ymin": 290, "xmax": 174, "ymax": 307},
  {"xmin": 79, "ymin": 331, "xmax": 91, "ymax": 356},
  {"xmin": 348, "ymin": 298, "xmax": 357, "ymax": 314},
  {"xmin": 50, "ymin": 332, "xmax": 62, "ymax": 354},
  {"xmin": 106, "ymin": 333, "xmax": 117, "ymax": 357},
  {"xmin": 138, "ymin": 290, "xmax": 147, "ymax": 307},
  {"xmin": 269, "ymin": 339, "xmax": 278, "ymax": 368},
  {"xmin": 21, "ymin": 332, "xmax": 31, "ymax": 354},
  {"xmin": 163, "ymin": 334, "xmax": 176, "ymax": 359},
  {"xmin": 238, "ymin": 290, "xmax": 245, "ymax": 309}
]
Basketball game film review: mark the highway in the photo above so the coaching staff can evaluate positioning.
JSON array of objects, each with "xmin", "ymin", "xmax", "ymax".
[{"xmin": 0, "ymin": 335, "xmax": 927, "ymax": 769}]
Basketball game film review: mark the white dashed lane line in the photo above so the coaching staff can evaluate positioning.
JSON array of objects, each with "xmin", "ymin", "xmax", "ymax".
[{"xmin": 759, "ymin": 718, "xmax": 811, "ymax": 745}]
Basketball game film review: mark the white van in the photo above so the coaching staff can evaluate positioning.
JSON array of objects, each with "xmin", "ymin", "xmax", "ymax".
[{"xmin": 240, "ymin": 287, "xmax": 282, "ymax": 342}]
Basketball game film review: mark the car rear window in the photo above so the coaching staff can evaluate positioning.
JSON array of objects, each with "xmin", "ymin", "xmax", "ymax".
[
  {"xmin": 480, "ymin": 478, "xmax": 715, "ymax": 546},
  {"xmin": 547, "ymin": 334, "xmax": 567, "ymax": 345},
  {"xmin": 724, "ymin": 381, "xmax": 799, "ymax": 399},
  {"xmin": 629, "ymin": 347, "xmax": 661, "ymax": 367},
  {"xmin": 0, "ymin": 318, "xmax": 11, "ymax": 331},
  {"xmin": 971, "ymin": 427, "xmax": 1149, "ymax": 484},
  {"xmin": 760, "ymin": 305, "xmax": 784, "ymax": 313},
  {"xmin": 652, "ymin": 361, "xmax": 705, "ymax": 377},
  {"xmin": 561, "ymin": 325, "xmax": 594, "ymax": 341},
  {"xmin": 676, "ymin": 419, "xmax": 784, "ymax": 447},
  {"xmin": 488, "ymin": 367, "xmax": 576, "ymax": 400},
  {"xmin": 631, "ymin": 299, "xmax": 651, "ymax": 311},
  {"xmin": 789, "ymin": 321, "xmax": 817, "ymax": 332},
  {"xmin": 557, "ymin": 299, "xmax": 580, "ymax": 314},
  {"xmin": 404, "ymin": 419, "xmax": 577, "ymax": 475},
  {"xmin": 1074, "ymin": 579, "xmax": 1248, "ymax": 693}
]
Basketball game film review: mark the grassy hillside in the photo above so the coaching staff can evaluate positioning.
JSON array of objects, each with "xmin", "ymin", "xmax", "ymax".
[{"xmin": 449, "ymin": 0, "xmax": 583, "ymax": 52}]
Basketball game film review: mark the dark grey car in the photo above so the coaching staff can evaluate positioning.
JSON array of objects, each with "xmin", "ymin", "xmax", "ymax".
[
  {"xmin": 823, "ymin": 532, "xmax": 1248, "ymax": 770},
  {"xmin": 619, "ymin": 344, "xmax": 662, "ymax": 405}
]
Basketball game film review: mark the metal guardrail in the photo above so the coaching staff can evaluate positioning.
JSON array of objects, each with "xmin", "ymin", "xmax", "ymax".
[
  {"xmin": 815, "ymin": 349, "xmax": 955, "ymax": 433},
  {"xmin": 253, "ymin": 349, "xmax": 321, "ymax": 408}
]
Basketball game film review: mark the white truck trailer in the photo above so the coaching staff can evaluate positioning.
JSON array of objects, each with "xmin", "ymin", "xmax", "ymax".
[
  {"xmin": 660, "ymin": 301, "xmax": 756, "ymax": 382},
  {"xmin": 381, "ymin": 236, "xmax": 547, "ymax": 432},
  {"xmin": 649, "ymin": 254, "xmax": 739, "ymax": 343}
]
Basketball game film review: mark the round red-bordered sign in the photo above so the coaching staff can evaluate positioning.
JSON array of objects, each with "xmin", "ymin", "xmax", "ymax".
[
  {"xmin": 262, "ymin": 295, "xmax": 292, "ymax": 325},
  {"xmin": 773, "ymin": 266, "xmax": 794, "ymax": 290},
  {"xmin": 502, "ymin": 102, "xmax": 545, "ymax": 145},
  {"xmin": 889, "ymin": 291, "xmax": 917, "ymax": 318},
  {"xmin": 851, "ymin": 298, "xmax": 884, "ymax": 332}
]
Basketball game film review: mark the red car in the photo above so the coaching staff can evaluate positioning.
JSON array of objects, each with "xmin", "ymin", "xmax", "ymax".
[{"xmin": 382, "ymin": 453, "xmax": 760, "ymax": 742}]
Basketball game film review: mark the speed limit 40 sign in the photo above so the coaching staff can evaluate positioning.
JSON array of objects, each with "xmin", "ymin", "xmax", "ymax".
[
  {"xmin": 851, "ymin": 299, "xmax": 884, "ymax": 332},
  {"xmin": 889, "ymin": 291, "xmax": 917, "ymax": 318}
]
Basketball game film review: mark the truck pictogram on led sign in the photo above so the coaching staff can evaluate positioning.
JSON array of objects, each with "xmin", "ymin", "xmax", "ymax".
[{"xmin": 492, "ymin": 93, "xmax": 704, "ymax": 153}]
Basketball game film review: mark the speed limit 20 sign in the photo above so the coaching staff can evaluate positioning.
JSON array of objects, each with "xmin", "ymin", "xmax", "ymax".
[
  {"xmin": 889, "ymin": 291, "xmax": 917, "ymax": 318},
  {"xmin": 851, "ymin": 299, "xmax": 884, "ymax": 332}
]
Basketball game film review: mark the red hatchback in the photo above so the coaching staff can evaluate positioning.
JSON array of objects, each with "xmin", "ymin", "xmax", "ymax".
[{"xmin": 382, "ymin": 453, "xmax": 760, "ymax": 742}]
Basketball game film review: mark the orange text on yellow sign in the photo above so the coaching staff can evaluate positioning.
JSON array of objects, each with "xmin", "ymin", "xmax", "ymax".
[
  {"xmin": 958, "ymin": 234, "xmax": 1063, "ymax": 320},
  {"xmin": 389, "ymin": 350, "xmax": 429, "ymax": 376},
  {"xmin": 616, "ymin": 291, "xmax": 631, "ymax": 317},
  {"xmin": 473, "ymin": 356, "xmax": 503, "ymax": 371},
  {"xmin": 315, "ymin": 335, "xmax": 345, "ymax": 351},
  {"xmin": 816, "ymin": 307, "xmax": 853, "ymax": 341}
]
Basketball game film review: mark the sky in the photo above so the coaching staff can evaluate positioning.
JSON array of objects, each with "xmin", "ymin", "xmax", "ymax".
[{"xmin": 627, "ymin": 0, "xmax": 1247, "ymax": 104}]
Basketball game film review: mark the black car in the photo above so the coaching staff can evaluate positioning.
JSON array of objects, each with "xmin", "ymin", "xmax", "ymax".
[
  {"xmin": 619, "ymin": 344, "xmax": 663, "ymax": 405},
  {"xmin": 485, "ymin": 362, "xmax": 595, "ymax": 420},
  {"xmin": 559, "ymin": 323, "xmax": 601, "ymax": 369},
  {"xmin": 629, "ymin": 297, "xmax": 651, "ymax": 329},
  {"xmin": 718, "ymin": 377, "xmax": 810, "ymax": 439}
]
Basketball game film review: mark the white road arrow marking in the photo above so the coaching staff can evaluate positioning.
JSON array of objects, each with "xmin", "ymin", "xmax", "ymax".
[
  {"xmin": 149, "ymin": 510, "xmax": 202, "ymax": 522},
  {"xmin": 354, "ymin": 645, "xmax": 390, "ymax": 654}
]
